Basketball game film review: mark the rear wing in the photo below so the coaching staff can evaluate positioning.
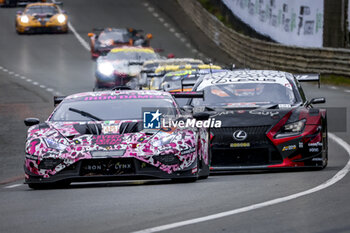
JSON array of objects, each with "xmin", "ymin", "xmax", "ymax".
[
  {"xmin": 171, "ymin": 91, "xmax": 204, "ymax": 99},
  {"xmin": 295, "ymin": 74, "xmax": 320, "ymax": 88},
  {"xmin": 54, "ymin": 96, "xmax": 66, "ymax": 107}
]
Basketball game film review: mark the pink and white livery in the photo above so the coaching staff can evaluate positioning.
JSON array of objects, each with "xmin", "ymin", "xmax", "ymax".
[{"xmin": 24, "ymin": 90, "xmax": 210, "ymax": 189}]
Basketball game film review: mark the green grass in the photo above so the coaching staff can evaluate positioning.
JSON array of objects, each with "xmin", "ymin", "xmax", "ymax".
[{"xmin": 321, "ymin": 75, "xmax": 350, "ymax": 87}]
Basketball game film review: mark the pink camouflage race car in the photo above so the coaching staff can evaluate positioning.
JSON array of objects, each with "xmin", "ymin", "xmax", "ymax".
[{"xmin": 24, "ymin": 90, "xmax": 210, "ymax": 189}]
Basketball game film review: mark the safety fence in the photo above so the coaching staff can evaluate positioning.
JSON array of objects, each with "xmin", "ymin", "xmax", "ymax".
[{"xmin": 177, "ymin": 0, "xmax": 350, "ymax": 77}]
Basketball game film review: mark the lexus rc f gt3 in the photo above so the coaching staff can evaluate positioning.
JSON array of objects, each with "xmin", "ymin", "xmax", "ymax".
[
  {"xmin": 95, "ymin": 47, "xmax": 159, "ymax": 89},
  {"xmin": 24, "ymin": 90, "xmax": 210, "ymax": 189},
  {"xmin": 88, "ymin": 28, "xmax": 153, "ymax": 59},
  {"xmin": 15, "ymin": 3, "xmax": 68, "ymax": 34},
  {"xmin": 189, "ymin": 70, "xmax": 327, "ymax": 171}
]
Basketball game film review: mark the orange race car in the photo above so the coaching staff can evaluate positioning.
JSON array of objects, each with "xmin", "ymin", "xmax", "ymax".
[
  {"xmin": 0, "ymin": 0, "xmax": 46, "ymax": 7},
  {"xmin": 15, "ymin": 2, "xmax": 68, "ymax": 34}
]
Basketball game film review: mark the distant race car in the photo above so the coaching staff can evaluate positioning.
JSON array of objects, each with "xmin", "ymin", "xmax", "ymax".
[
  {"xmin": 23, "ymin": 90, "xmax": 210, "ymax": 189},
  {"xmin": 161, "ymin": 68, "xmax": 225, "ymax": 92},
  {"xmin": 88, "ymin": 28, "xmax": 153, "ymax": 59},
  {"xmin": 0, "ymin": 0, "xmax": 45, "ymax": 7},
  {"xmin": 146, "ymin": 64, "xmax": 222, "ymax": 91},
  {"xmin": 95, "ymin": 46, "xmax": 160, "ymax": 89},
  {"xmin": 188, "ymin": 70, "xmax": 328, "ymax": 171},
  {"xmin": 138, "ymin": 58, "xmax": 204, "ymax": 88},
  {"xmin": 15, "ymin": 2, "xmax": 68, "ymax": 34}
]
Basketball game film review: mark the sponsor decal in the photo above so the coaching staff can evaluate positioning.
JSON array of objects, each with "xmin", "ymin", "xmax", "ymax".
[
  {"xmin": 249, "ymin": 109, "xmax": 279, "ymax": 117},
  {"xmin": 230, "ymin": 142, "xmax": 250, "ymax": 148},
  {"xmin": 278, "ymin": 104, "xmax": 291, "ymax": 108},
  {"xmin": 309, "ymin": 148, "xmax": 320, "ymax": 152},
  {"xmin": 312, "ymin": 158, "xmax": 323, "ymax": 161},
  {"xmin": 93, "ymin": 135, "xmax": 123, "ymax": 145},
  {"xmin": 191, "ymin": 166, "xmax": 198, "ymax": 174},
  {"xmin": 84, "ymin": 95, "xmax": 165, "ymax": 101},
  {"xmin": 282, "ymin": 145, "xmax": 297, "ymax": 151},
  {"xmin": 102, "ymin": 125, "xmax": 119, "ymax": 134},
  {"xmin": 299, "ymin": 142, "xmax": 304, "ymax": 148},
  {"xmin": 308, "ymin": 142, "xmax": 323, "ymax": 147},
  {"xmin": 233, "ymin": 130, "xmax": 248, "ymax": 141}
]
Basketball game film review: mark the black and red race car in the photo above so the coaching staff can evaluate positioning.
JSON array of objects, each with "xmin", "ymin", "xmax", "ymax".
[
  {"xmin": 187, "ymin": 70, "xmax": 327, "ymax": 171},
  {"xmin": 88, "ymin": 27, "xmax": 153, "ymax": 59}
]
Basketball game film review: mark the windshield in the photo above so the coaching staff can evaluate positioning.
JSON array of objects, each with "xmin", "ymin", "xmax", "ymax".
[
  {"xmin": 192, "ymin": 82, "xmax": 296, "ymax": 107},
  {"xmin": 106, "ymin": 51, "xmax": 158, "ymax": 61},
  {"xmin": 50, "ymin": 98, "xmax": 177, "ymax": 122},
  {"xmin": 26, "ymin": 6, "xmax": 59, "ymax": 15},
  {"xmin": 98, "ymin": 32, "xmax": 129, "ymax": 43}
]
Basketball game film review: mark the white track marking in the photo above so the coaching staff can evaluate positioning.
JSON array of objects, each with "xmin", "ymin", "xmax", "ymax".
[
  {"xmin": 26, "ymin": 79, "xmax": 32, "ymax": 82},
  {"xmin": 39, "ymin": 85, "xmax": 46, "ymax": 89},
  {"xmin": 330, "ymin": 86, "xmax": 338, "ymax": 90},
  {"xmin": 3, "ymin": 69, "xmax": 8, "ymax": 72},
  {"xmin": 8, "ymin": 71, "xmax": 14, "ymax": 75},
  {"xmin": 132, "ymin": 133, "xmax": 350, "ymax": 233},
  {"xmin": 68, "ymin": 22, "xmax": 90, "ymax": 51},
  {"xmin": 32, "ymin": 82, "xmax": 38, "ymax": 86},
  {"xmin": 345, "ymin": 90, "xmax": 350, "ymax": 93},
  {"xmin": 158, "ymin": 17, "xmax": 164, "ymax": 23},
  {"xmin": 4, "ymin": 184, "xmax": 23, "ymax": 189}
]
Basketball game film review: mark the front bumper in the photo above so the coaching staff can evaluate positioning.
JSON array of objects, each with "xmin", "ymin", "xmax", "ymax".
[
  {"xmin": 25, "ymin": 157, "xmax": 198, "ymax": 184},
  {"xmin": 209, "ymin": 126, "xmax": 326, "ymax": 171},
  {"xmin": 16, "ymin": 24, "xmax": 68, "ymax": 34}
]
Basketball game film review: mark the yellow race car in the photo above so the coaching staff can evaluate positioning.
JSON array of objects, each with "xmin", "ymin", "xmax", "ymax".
[{"xmin": 15, "ymin": 3, "xmax": 68, "ymax": 34}]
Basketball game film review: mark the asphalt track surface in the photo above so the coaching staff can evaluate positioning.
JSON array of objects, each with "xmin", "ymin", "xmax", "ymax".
[{"xmin": 0, "ymin": 1, "xmax": 350, "ymax": 233}]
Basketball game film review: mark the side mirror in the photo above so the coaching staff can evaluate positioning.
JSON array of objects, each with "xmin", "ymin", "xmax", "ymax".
[
  {"xmin": 16, "ymin": 11, "xmax": 23, "ymax": 15},
  {"xmin": 193, "ymin": 112, "xmax": 210, "ymax": 121},
  {"xmin": 87, "ymin": 32, "xmax": 94, "ymax": 37},
  {"xmin": 309, "ymin": 97, "xmax": 326, "ymax": 105},
  {"xmin": 24, "ymin": 118, "xmax": 40, "ymax": 127}
]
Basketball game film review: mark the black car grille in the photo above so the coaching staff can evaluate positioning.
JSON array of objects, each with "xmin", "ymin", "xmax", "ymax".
[
  {"xmin": 210, "ymin": 125, "xmax": 283, "ymax": 166},
  {"xmin": 211, "ymin": 148, "xmax": 282, "ymax": 166},
  {"xmin": 211, "ymin": 125, "xmax": 271, "ymax": 145},
  {"xmin": 80, "ymin": 158, "xmax": 135, "ymax": 176}
]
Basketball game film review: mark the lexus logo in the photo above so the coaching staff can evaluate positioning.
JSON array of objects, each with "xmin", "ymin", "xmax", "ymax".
[{"xmin": 233, "ymin": 130, "xmax": 248, "ymax": 141}]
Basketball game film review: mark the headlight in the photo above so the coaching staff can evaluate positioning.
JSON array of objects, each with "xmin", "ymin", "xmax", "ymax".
[
  {"xmin": 97, "ymin": 63, "xmax": 114, "ymax": 76},
  {"xmin": 152, "ymin": 134, "xmax": 176, "ymax": 147},
  {"xmin": 275, "ymin": 119, "xmax": 306, "ymax": 138},
  {"xmin": 20, "ymin": 15, "xmax": 29, "ymax": 23},
  {"xmin": 44, "ymin": 138, "xmax": 67, "ymax": 151},
  {"xmin": 57, "ymin": 14, "xmax": 66, "ymax": 24}
]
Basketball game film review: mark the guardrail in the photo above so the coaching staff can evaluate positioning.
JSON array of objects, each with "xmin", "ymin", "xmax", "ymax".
[{"xmin": 177, "ymin": 0, "xmax": 350, "ymax": 77}]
